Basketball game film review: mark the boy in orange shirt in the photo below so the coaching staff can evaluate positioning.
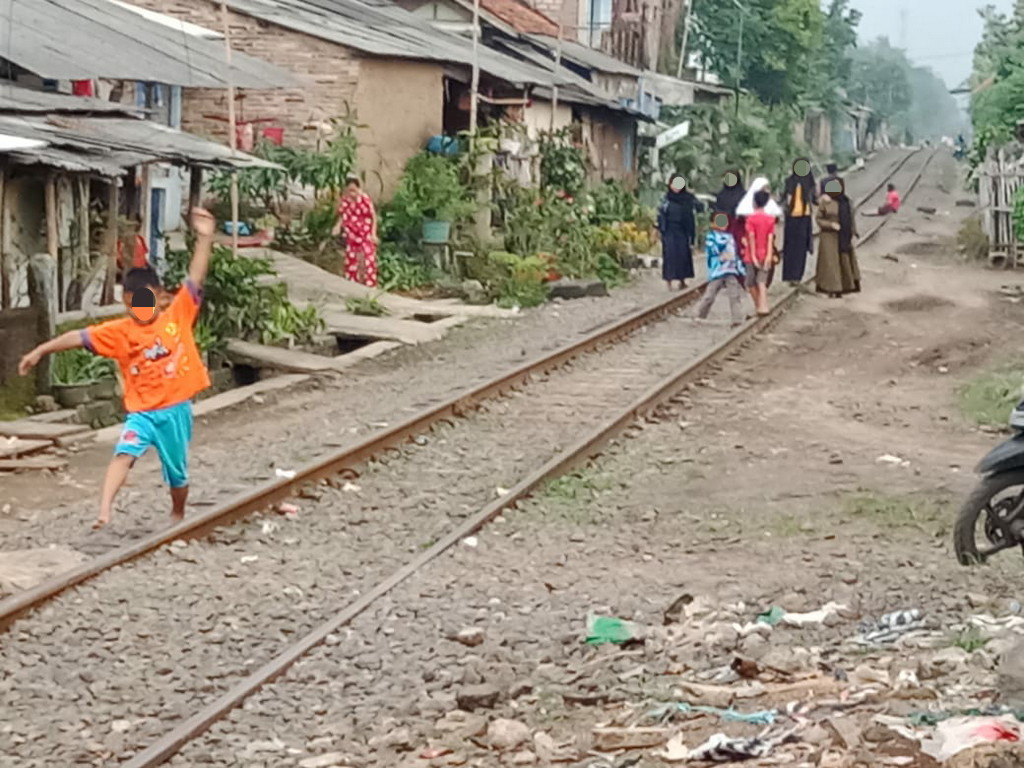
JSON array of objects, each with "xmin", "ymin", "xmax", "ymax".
[{"xmin": 19, "ymin": 208, "xmax": 216, "ymax": 529}]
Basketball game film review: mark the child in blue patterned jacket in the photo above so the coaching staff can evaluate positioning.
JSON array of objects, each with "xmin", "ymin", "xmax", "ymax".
[{"xmin": 696, "ymin": 211, "xmax": 746, "ymax": 326}]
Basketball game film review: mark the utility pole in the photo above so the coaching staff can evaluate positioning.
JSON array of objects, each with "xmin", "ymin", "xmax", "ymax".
[
  {"xmin": 220, "ymin": 2, "xmax": 239, "ymax": 257},
  {"xmin": 469, "ymin": 0, "xmax": 481, "ymax": 141},
  {"xmin": 675, "ymin": 0, "xmax": 693, "ymax": 79}
]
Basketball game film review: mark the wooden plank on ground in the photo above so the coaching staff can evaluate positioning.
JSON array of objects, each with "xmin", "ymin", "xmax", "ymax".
[
  {"xmin": 0, "ymin": 420, "xmax": 89, "ymax": 440},
  {"xmin": 0, "ymin": 456, "xmax": 68, "ymax": 472},
  {"xmin": 0, "ymin": 438, "xmax": 52, "ymax": 459}
]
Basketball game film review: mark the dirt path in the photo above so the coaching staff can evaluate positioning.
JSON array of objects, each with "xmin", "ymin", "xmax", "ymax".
[{"xmin": 163, "ymin": 151, "xmax": 1024, "ymax": 767}]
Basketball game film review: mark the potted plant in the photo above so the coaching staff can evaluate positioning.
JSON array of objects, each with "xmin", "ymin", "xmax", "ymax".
[
  {"xmin": 87, "ymin": 357, "xmax": 119, "ymax": 400},
  {"xmin": 392, "ymin": 153, "xmax": 475, "ymax": 245},
  {"xmin": 51, "ymin": 349, "xmax": 96, "ymax": 408}
]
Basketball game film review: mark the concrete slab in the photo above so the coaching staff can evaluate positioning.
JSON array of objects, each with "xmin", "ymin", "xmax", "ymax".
[
  {"xmin": 0, "ymin": 546, "xmax": 86, "ymax": 595},
  {"xmin": 246, "ymin": 248, "xmax": 513, "ymax": 319},
  {"xmin": 0, "ymin": 420, "xmax": 89, "ymax": 440},
  {"xmin": 25, "ymin": 409, "xmax": 79, "ymax": 424},
  {"xmin": 226, "ymin": 339, "xmax": 352, "ymax": 374},
  {"xmin": 0, "ymin": 437, "xmax": 53, "ymax": 458},
  {"xmin": 318, "ymin": 305, "xmax": 452, "ymax": 345},
  {"xmin": 0, "ymin": 456, "xmax": 69, "ymax": 472}
]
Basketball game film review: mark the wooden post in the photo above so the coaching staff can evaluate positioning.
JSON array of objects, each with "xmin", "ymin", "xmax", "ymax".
[
  {"xmin": 188, "ymin": 166, "xmax": 203, "ymax": 219},
  {"xmin": 221, "ymin": 2, "xmax": 239, "ymax": 257},
  {"xmin": 551, "ymin": 21, "xmax": 563, "ymax": 132},
  {"xmin": 27, "ymin": 253, "xmax": 56, "ymax": 395},
  {"xmin": 469, "ymin": 0, "xmax": 481, "ymax": 141},
  {"xmin": 45, "ymin": 174, "xmax": 61, "ymax": 313},
  {"xmin": 102, "ymin": 180, "xmax": 118, "ymax": 305},
  {"xmin": 0, "ymin": 168, "xmax": 6, "ymax": 311},
  {"xmin": 675, "ymin": 0, "xmax": 693, "ymax": 79},
  {"xmin": 72, "ymin": 176, "xmax": 89, "ymax": 311}
]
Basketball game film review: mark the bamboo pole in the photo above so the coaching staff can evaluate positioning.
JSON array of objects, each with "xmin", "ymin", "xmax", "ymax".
[
  {"xmin": 551, "ymin": 19, "xmax": 563, "ymax": 132},
  {"xmin": 102, "ymin": 181, "xmax": 118, "ymax": 305},
  {"xmin": 45, "ymin": 174, "xmax": 61, "ymax": 312},
  {"xmin": 0, "ymin": 168, "xmax": 7, "ymax": 311},
  {"xmin": 221, "ymin": 2, "xmax": 239, "ymax": 257},
  {"xmin": 675, "ymin": 0, "xmax": 693, "ymax": 79},
  {"xmin": 469, "ymin": 0, "xmax": 481, "ymax": 141}
]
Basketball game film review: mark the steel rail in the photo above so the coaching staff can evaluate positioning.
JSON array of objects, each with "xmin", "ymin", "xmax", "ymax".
[
  {"xmin": 0, "ymin": 147, "xmax": 927, "ymax": 634},
  {"xmin": 120, "ymin": 147, "xmax": 940, "ymax": 768}
]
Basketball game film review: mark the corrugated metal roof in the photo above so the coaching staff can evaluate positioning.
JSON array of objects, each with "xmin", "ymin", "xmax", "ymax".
[
  {"xmin": 0, "ymin": 111, "xmax": 279, "ymax": 175},
  {"xmin": 0, "ymin": 0, "xmax": 296, "ymax": 88},
  {"xmin": 524, "ymin": 34, "xmax": 641, "ymax": 77},
  {"xmin": 0, "ymin": 83, "xmax": 139, "ymax": 115},
  {"xmin": 491, "ymin": 38, "xmax": 648, "ymax": 119},
  {"xmin": 220, "ymin": 0, "xmax": 575, "ymax": 88}
]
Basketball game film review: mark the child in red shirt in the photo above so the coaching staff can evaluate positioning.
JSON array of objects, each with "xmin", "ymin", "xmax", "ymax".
[
  {"xmin": 19, "ymin": 209, "xmax": 216, "ymax": 529},
  {"xmin": 867, "ymin": 184, "xmax": 901, "ymax": 216},
  {"xmin": 743, "ymin": 190, "xmax": 777, "ymax": 316}
]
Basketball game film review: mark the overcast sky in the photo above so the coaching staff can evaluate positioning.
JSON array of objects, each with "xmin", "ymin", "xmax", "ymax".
[{"xmin": 851, "ymin": 0, "xmax": 1013, "ymax": 87}]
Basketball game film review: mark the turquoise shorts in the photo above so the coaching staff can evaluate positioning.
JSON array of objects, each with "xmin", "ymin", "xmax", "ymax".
[{"xmin": 114, "ymin": 400, "xmax": 194, "ymax": 488}]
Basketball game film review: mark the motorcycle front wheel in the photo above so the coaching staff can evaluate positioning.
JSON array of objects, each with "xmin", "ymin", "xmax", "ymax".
[{"xmin": 955, "ymin": 470, "xmax": 1024, "ymax": 565}]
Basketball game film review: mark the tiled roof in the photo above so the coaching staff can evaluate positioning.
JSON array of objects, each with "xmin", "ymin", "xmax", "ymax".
[{"xmin": 480, "ymin": 0, "xmax": 558, "ymax": 36}]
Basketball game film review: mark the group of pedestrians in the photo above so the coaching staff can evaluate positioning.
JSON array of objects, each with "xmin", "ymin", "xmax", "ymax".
[{"xmin": 657, "ymin": 158, "xmax": 875, "ymax": 324}]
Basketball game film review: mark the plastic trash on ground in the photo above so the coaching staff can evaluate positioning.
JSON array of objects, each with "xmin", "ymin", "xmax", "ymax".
[
  {"xmin": 586, "ymin": 614, "xmax": 642, "ymax": 645},
  {"xmin": 688, "ymin": 733, "xmax": 773, "ymax": 762},
  {"xmin": 919, "ymin": 716, "xmax": 1021, "ymax": 762}
]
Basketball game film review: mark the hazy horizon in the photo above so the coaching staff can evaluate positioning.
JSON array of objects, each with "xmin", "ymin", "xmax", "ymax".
[{"xmin": 851, "ymin": 0, "xmax": 1013, "ymax": 87}]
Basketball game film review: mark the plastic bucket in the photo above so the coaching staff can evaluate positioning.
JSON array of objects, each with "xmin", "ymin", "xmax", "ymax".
[
  {"xmin": 422, "ymin": 219, "xmax": 451, "ymax": 244},
  {"xmin": 262, "ymin": 126, "xmax": 284, "ymax": 145}
]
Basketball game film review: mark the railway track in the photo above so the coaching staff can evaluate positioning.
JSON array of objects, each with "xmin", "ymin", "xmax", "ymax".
[{"xmin": 0, "ymin": 147, "xmax": 937, "ymax": 767}]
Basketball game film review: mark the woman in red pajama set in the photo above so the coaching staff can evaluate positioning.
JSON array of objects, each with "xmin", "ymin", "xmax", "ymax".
[{"xmin": 332, "ymin": 175, "xmax": 379, "ymax": 288}]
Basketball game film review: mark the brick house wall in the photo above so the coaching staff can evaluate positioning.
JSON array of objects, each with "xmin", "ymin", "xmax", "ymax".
[
  {"xmin": 124, "ymin": 0, "xmax": 361, "ymax": 147},
  {"xmin": 122, "ymin": 0, "xmax": 444, "ymax": 198}
]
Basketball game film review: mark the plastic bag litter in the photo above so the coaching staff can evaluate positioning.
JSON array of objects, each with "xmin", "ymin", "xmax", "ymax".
[
  {"xmin": 688, "ymin": 733, "xmax": 772, "ymax": 762},
  {"xmin": 920, "ymin": 716, "xmax": 1021, "ymax": 761},
  {"xmin": 647, "ymin": 702, "xmax": 776, "ymax": 726},
  {"xmin": 781, "ymin": 602, "xmax": 846, "ymax": 627},
  {"xmin": 586, "ymin": 614, "xmax": 643, "ymax": 645},
  {"xmin": 854, "ymin": 609, "xmax": 925, "ymax": 645}
]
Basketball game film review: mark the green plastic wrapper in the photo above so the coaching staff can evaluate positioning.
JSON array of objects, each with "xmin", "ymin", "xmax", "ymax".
[{"xmin": 586, "ymin": 614, "xmax": 640, "ymax": 645}]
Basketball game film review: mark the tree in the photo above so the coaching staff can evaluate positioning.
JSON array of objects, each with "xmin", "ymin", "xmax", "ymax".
[
  {"xmin": 847, "ymin": 38, "xmax": 913, "ymax": 122},
  {"xmin": 689, "ymin": 0, "xmax": 814, "ymax": 105}
]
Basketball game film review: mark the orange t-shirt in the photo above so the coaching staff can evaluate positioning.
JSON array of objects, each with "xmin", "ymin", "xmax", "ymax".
[{"xmin": 82, "ymin": 280, "xmax": 210, "ymax": 413}]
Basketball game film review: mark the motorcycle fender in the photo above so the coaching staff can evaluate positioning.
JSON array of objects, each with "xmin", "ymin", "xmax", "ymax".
[{"xmin": 978, "ymin": 434, "xmax": 1024, "ymax": 476}]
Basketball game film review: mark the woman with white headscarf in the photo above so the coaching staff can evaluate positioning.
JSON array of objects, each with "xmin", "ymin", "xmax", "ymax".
[{"xmin": 736, "ymin": 177, "xmax": 783, "ymax": 218}]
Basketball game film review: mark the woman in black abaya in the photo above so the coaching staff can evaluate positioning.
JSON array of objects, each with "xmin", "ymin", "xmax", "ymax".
[
  {"xmin": 782, "ymin": 158, "xmax": 816, "ymax": 285},
  {"xmin": 657, "ymin": 175, "xmax": 704, "ymax": 290}
]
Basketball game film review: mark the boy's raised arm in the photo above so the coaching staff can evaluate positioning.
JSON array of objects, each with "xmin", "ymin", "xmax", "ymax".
[
  {"xmin": 18, "ymin": 330, "xmax": 85, "ymax": 376},
  {"xmin": 187, "ymin": 208, "xmax": 217, "ymax": 288}
]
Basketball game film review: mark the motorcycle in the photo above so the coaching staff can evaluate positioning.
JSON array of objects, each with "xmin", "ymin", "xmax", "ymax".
[{"xmin": 955, "ymin": 398, "xmax": 1024, "ymax": 565}]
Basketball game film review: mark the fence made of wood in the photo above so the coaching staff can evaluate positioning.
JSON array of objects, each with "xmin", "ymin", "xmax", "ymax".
[{"xmin": 979, "ymin": 146, "xmax": 1024, "ymax": 267}]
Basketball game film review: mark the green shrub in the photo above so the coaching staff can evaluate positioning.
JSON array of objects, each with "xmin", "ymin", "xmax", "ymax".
[
  {"xmin": 490, "ymin": 251, "xmax": 549, "ymax": 309},
  {"xmin": 52, "ymin": 348, "xmax": 115, "ymax": 385},
  {"xmin": 164, "ymin": 245, "xmax": 324, "ymax": 353},
  {"xmin": 378, "ymin": 246, "xmax": 435, "ymax": 292}
]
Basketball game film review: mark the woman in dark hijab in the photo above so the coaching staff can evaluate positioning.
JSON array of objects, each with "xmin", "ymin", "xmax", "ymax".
[
  {"xmin": 657, "ymin": 174, "xmax": 704, "ymax": 290},
  {"xmin": 782, "ymin": 158, "xmax": 816, "ymax": 285},
  {"xmin": 815, "ymin": 178, "xmax": 860, "ymax": 298},
  {"xmin": 715, "ymin": 169, "xmax": 747, "ymax": 265}
]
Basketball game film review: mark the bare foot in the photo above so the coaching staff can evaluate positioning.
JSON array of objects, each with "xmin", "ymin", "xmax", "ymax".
[
  {"xmin": 170, "ymin": 511, "xmax": 185, "ymax": 526},
  {"xmin": 92, "ymin": 516, "xmax": 110, "ymax": 530}
]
